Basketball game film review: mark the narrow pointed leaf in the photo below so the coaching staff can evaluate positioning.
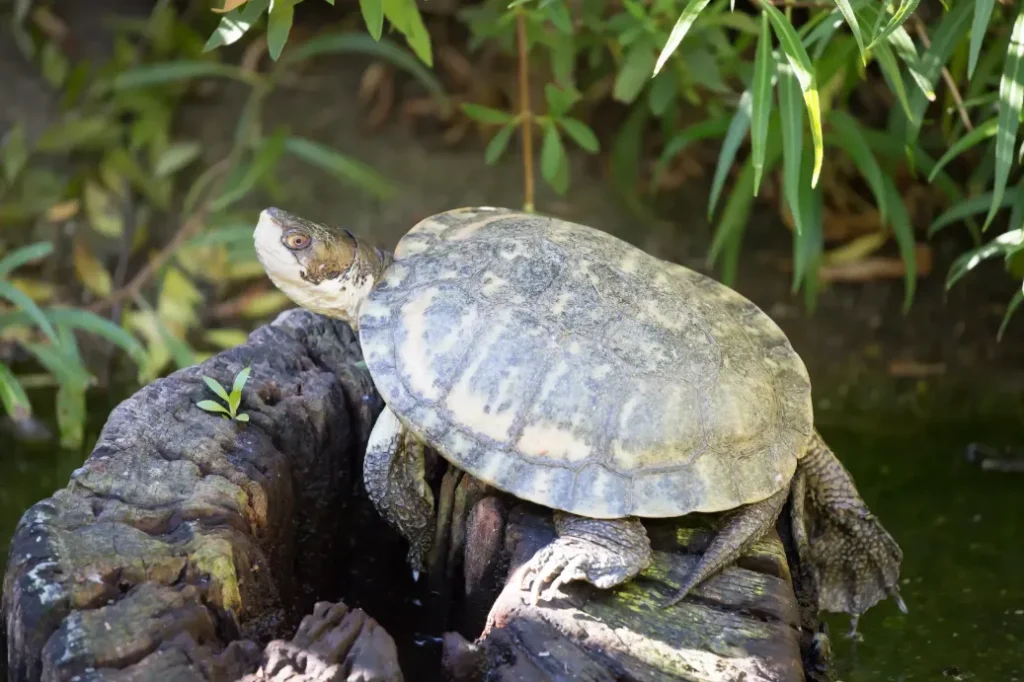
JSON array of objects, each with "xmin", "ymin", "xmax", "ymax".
[
  {"xmin": 969, "ymin": 0, "xmax": 997, "ymax": 80},
  {"xmin": 708, "ymin": 90, "xmax": 752, "ymax": 220},
  {"xmin": 359, "ymin": 0, "xmax": 384, "ymax": 41},
  {"xmin": 928, "ymin": 117, "xmax": 998, "ymax": 182},
  {"xmin": 197, "ymin": 400, "xmax": 231, "ymax": 415},
  {"xmin": 44, "ymin": 308, "xmax": 146, "ymax": 364},
  {"xmin": 905, "ymin": 1, "xmax": 973, "ymax": 146},
  {"xmin": 946, "ymin": 229, "xmax": 1024, "ymax": 290},
  {"xmin": 873, "ymin": 40, "xmax": 914, "ymax": 119},
  {"xmin": 882, "ymin": 176, "xmax": 917, "ymax": 312},
  {"xmin": 267, "ymin": 0, "xmax": 299, "ymax": 61},
  {"xmin": 868, "ymin": 0, "xmax": 922, "ymax": 51},
  {"xmin": 558, "ymin": 119, "xmax": 600, "ymax": 153},
  {"xmin": 928, "ymin": 189, "xmax": 1019, "ymax": 236},
  {"xmin": 759, "ymin": 0, "xmax": 823, "ymax": 187},
  {"xmin": 0, "ymin": 282, "xmax": 59, "ymax": 345},
  {"xmin": 484, "ymin": 122, "xmax": 517, "ymax": 165},
  {"xmin": 751, "ymin": 13, "xmax": 774, "ymax": 196},
  {"xmin": 997, "ymin": 289, "xmax": 1023, "ymax": 341},
  {"xmin": 985, "ymin": 10, "xmax": 1024, "ymax": 232},
  {"xmin": 884, "ymin": 25, "xmax": 936, "ymax": 101},
  {"xmin": 0, "ymin": 362, "xmax": 32, "ymax": 420},
  {"xmin": 833, "ymin": 0, "xmax": 867, "ymax": 62},
  {"xmin": 653, "ymin": 0, "xmax": 713, "ymax": 77},
  {"xmin": 791, "ymin": 143, "xmax": 824, "ymax": 294},
  {"xmin": 827, "ymin": 110, "xmax": 889, "ymax": 226},
  {"xmin": 778, "ymin": 63, "xmax": 804, "ymax": 237},
  {"xmin": 232, "ymin": 366, "xmax": 252, "ymax": 396},
  {"xmin": 652, "ymin": 116, "xmax": 731, "ymax": 191},
  {"xmin": 204, "ymin": 376, "xmax": 232, "ymax": 403},
  {"xmin": 0, "ymin": 242, "xmax": 53, "ymax": 278}
]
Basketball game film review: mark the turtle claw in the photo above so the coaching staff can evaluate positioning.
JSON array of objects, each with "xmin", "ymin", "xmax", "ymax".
[{"xmin": 520, "ymin": 542, "xmax": 589, "ymax": 604}]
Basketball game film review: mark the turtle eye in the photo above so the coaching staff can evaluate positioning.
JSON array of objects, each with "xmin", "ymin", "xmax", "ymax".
[{"xmin": 283, "ymin": 232, "xmax": 311, "ymax": 251}]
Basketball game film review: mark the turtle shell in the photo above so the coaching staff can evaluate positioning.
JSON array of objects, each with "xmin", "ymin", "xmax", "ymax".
[{"xmin": 357, "ymin": 207, "xmax": 813, "ymax": 519}]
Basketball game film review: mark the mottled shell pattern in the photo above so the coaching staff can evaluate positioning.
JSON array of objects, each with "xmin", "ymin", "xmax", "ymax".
[{"xmin": 358, "ymin": 207, "xmax": 814, "ymax": 519}]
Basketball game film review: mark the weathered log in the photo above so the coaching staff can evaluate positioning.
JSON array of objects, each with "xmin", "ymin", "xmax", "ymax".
[
  {"xmin": 3, "ymin": 309, "xmax": 827, "ymax": 682},
  {"xmin": 2, "ymin": 310, "xmax": 393, "ymax": 681},
  {"xmin": 441, "ymin": 501, "xmax": 829, "ymax": 682}
]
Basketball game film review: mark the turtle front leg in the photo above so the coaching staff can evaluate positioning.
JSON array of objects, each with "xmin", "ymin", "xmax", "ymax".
[
  {"xmin": 519, "ymin": 512, "xmax": 653, "ymax": 604},
  {"xmin": 363, "ymin": 405, "xmax": 436, "ymax": 580},
  {"xmin": 790, "ymin": 430, "xmax": 906, "ymax": 636}
]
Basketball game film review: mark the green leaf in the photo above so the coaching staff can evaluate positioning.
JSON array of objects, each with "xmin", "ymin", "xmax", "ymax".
[
  {"xmin": 56, "ymin": 382, "xmax": 86, "ymax": 450},
  {"xmin": 884, "ymin": 24, "xmax": 936, "ymax": 102},
  {"xmin": 0, "ymin": 362, "xmax": 32, "ymax": 420},
  {"xmin": 545, "ymin": 84, "xmax": 579, "ymax": 117},
  {"xmin": 0, "ymin": 281, "xmax": 59, "ymax": 345},
  {"xmin": 1, "ymin": 122, "xmax": 29, "ymax": 184},
  {"xmin": 485, "ymin": 122, "xmax": 517, "ymax": 165},
  {"xmin": 868, "ymin": 0, "xmax": 922, "ymax": 51},
  {"xmin": 827, "ymin": 110, "xmax": 889, "ymax": 226},
  {"xmin": 927, "ymin": 117, "xmax": 998, "ymax": 182},
  {"xmin": 285, "ymin": 136, "xmax": 395, "ymax": 198},
  {"xmin": 44, "ymin": 308, "xmax": 146, "ymax": 364},
  {"xmin": 882, "ymin": 175, "xmax": 918, "ymax": 312},
  {"xmin": 946, "ymin": 229, "xmax": 1024, "ymax": 290},
  {"xmin": 652, "ymin": 116, "xmax": 730, "ymax": 191},
  {"xmin": 928, "ymin": 189, "xmax": 1019, "ymax": 237},
  {"xmin": 614, "ymin": 43, "xmax": 656, "ymax": 104},
  {"xmin": 558, "ymin": 118, "xmax": 600, "ymax": 153},
  {"xmin": 197, "ymin": 399, "xmax": 231, "ymax": 415},
  {"xmin": 873, "ymin": 41, "xmax": 914, "ymax": 119},
  {"xmin": 231, "ymin": 366, "xmax": 251, "ymax": 405},
  {"xmin": 381, "ymin": 0, "xmax": 433, "ymax": 67},
  {"xmin": 653, "ymin": 0, "xmax": 713, "ymax": 77},
  {"xmin": 997, "ymin": 289, "xmax": 1023, "ymax": 341},
  {"xmin": 360, "ymin": 0, "xmax": 385, "ymax": 40},
  {"xmin": 112, "ymin": 61, "xmax": 254, "ymax": 89},
  {"xmin": 985, "ymin": 10, "xmax": 1024, "ymax": 232},
  {"xmin": 779, "ymin": 63, "xmax": 805, "ymax": 239},
  {"xmin": 708, "ymin": 90, "xmax": 752, "ymax": 220},
  {"xmin": 234, "ymin": 412, "xmax": 250, "ymax": 422},
  {"xmin": 279, "ymin": 33, "xmax": 447, "ymax": 112},
  {"xmin": 204, "ymin": 376, "xmax": 231, "ymax": 404},
  {"xmin": 267, "ymin": 0, "xmax": 300, "ymax": 61},
  {"xmin": 833, "ymin": 0, "xmax": 867, "ymax": 63},
  {"xmin": 35, "ymin": 116, "xmax": 119, "ymax": 152},
  {"xmin": 213, "ymin": 127, "xmax": 288, "ymax": 211},
  {"xmin": 758, "ymin": 0, "xmax": 823, "ymax": 187},
  {"xmin": 0, "ymin": 242, "xmax": 53, "ymax": 278},
  {"xmin": 20, "ymin": 341, "xmax": 91, "ymax": 388},
  {"xmin": 969, "ymin": 0, "xmax": 997, "ymax": 80},
  {"xmin": 540, "ymin": 124, "xmax": 569, "ymax": 195},
  {"xmin": 751, "ymin": 13, "xmax": 774, "ymax": 196},
  {"xmin": 204, "ymin": 0, "xmax": 270, "ymax": 51},
  {"xmin": 461, "ymin": 103, "xmax": 515, "ymax": 125},
  {"xmin": 905, "ymin": 1, "xmax": 973, "ymax": 146},
  {"xmin": 154, "ymin": 141, "xmax": 202, "ymax": 178},
  {"xmin": 791, "ymin": 143, "xmax": 824, "ymax": 294}
]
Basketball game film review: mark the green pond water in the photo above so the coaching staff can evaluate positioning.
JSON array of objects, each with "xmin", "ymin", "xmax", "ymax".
[{"xmin": 2, "ymin": 398, "xmax": 1021, "ymax": 681}]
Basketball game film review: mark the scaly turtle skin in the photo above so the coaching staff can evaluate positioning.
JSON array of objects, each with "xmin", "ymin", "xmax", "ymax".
[{"xmin": 253, "ymin": 206, "xmax": 906, "ymax": 625}]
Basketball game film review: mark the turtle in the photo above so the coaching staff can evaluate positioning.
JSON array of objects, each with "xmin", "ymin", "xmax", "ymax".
[{"xmin": 253, "ymin": 205, "xmax": 906, "ymax": 621}]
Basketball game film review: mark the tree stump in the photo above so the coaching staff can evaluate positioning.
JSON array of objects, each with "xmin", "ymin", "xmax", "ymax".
[{"xmin": 2, "ymin": 309, "xmax": 828, "ymax": 682}]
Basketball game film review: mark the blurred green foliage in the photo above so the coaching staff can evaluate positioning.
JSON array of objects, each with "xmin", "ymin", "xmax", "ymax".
[{"xmin": 1, "ymin": 0, "xmax": 1023, "ymax": 448}]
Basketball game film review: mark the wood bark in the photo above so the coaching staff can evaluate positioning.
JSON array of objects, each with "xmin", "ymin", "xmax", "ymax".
[{"xmin": 2, "ymin": 309, "xmax": 827, "ymax": 682}]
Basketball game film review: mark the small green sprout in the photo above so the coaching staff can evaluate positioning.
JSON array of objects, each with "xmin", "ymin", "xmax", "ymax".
[{"xmin": 197, "ymin": 366, "xmax": 251, "ymax": 422}]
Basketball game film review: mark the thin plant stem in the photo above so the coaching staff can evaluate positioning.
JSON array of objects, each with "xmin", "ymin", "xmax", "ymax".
[{"xmin": 516, "ymin": 8, "xmax": 535, "ymax": 213}]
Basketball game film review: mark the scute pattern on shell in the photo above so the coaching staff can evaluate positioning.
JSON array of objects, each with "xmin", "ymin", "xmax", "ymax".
[{"xmin": 358, "ymin": 207, "xmax": 814, "ymax": 519}]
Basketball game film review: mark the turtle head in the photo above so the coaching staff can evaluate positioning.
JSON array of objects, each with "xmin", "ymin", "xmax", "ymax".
[{"xmin": 253, "ymin": 207, "xmax": 389, "ymax": 327}]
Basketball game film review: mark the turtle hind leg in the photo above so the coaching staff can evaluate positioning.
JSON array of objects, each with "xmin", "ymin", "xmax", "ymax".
[
  {"xmin": 791, "ymin": 430, "xmax": 906, "ymax": 633},
  {"xmin": 363, "ymin": 405, "xmax": 436, "ymax": 579},
  {"xmin": 520, "ymin": 512, "xmax": 653, "ymax": 604},
  {"xmin": 661, "ymin": 486, "xmax": 789, "ymax": 608}
]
